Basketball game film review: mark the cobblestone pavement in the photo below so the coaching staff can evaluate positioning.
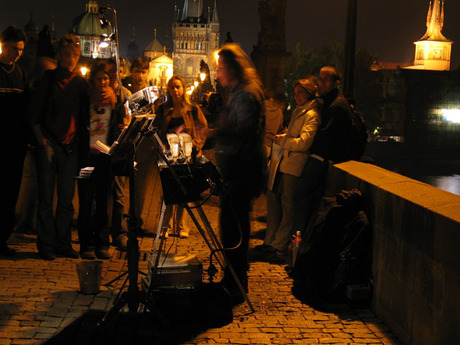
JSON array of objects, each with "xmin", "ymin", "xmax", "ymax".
[{"xmin": 0, "ymin": 191, "xmax": 401, "ymax": 345}]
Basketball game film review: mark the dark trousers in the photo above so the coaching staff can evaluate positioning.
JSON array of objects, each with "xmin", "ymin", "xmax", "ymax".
[
  {"xmin": 0, "ymin": 138, "xmax": 27, "ymax": 246},
  {"xmin": 77, "ymin": 153, "xmax": 111, "ymax": 252},
  {"xmin": 220, "ymin": 185, "xmax": 252, "ymax": 289},
  {"xmin": 293, "ymin": 157, "xmax": 329, "ymax": 235}
]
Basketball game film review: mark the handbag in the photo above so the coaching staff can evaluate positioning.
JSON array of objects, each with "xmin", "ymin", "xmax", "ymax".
[{"xmin": 267, "ymin": 141, "xmax": 284, "ymax": 191}]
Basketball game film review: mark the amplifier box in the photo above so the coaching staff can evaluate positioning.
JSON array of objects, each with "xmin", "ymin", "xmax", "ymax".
[{"xmin": 143, "ymin": 253, "xmax": 202, "ymax": 290}]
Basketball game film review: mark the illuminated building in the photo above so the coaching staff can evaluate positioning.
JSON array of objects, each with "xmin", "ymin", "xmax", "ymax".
[
  {"xmin": 367, "ymin": 0, "xmax": 459, "ymax": 153},
  {"xmin": 69, "ymin": 0, "xmax": 115, "ymax": 60},
  {"xmin": 408, "ymin": 0, "xmax": 453, "ymax": 71},
  {"xmin": 172, "ymin": 0, "xmax": 220, "ymax": 86},
  {"xmin": 144, "ymin": 29, "xmax": 164, "ymax": 61},
  {"xmin": 147, "ymin": 53, "xmax": 173, "ymax": 94},
  {"xmin": 139, "ymin": 29, "xmax": 174, "ymax": 94}
]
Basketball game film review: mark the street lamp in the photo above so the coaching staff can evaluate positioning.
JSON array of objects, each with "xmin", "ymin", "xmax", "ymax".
[
  {"xmin": 199, "ymin": 72, "xmax": 206, "ymax": 83},
  {"xmin": 98, "ymin": 4, "xmax": 129, "ymax": 102}
]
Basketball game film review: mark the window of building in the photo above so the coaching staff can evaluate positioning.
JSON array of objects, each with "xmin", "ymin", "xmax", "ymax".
[{"xmin": 84, "ymin": 41, "xmax": 91, "ymax": 55}]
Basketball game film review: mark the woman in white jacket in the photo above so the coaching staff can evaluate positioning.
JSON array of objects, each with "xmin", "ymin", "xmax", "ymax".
[{"xmin": 253, "ymin": 76, "xmax": 320, "ymax": 263}]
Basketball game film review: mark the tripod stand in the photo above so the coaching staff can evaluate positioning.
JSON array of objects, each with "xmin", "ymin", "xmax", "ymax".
[{"xmin": 99, "ymin": 115, "xmax": 156, "ymax": 325}]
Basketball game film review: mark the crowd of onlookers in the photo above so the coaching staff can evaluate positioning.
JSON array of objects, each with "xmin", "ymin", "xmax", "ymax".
[{"xmin": 1, "ymin": 23, "xmax": 355, "ymax": 306}]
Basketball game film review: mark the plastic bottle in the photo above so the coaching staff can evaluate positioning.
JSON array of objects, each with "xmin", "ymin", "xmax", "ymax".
[{"xmin": 291, "ymin": 230, "xmax": 302, "ymax": 267}]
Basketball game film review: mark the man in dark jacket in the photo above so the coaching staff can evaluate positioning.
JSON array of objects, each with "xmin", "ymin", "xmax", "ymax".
[
  {"xmin": 0, "ymin": 25, "xmax": 30, "ymax": 256},
  {"xmin": 293, "ymin": 66, "xmax": 352, "ymax": 236}
]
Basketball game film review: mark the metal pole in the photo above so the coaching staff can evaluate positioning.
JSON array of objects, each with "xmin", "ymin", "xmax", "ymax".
[
  {"xmin": 102, "ymin": 4, "xmax": 130, "ymax": 103},
  {"xmin": 344, "ymin": 0, "xmax": 357, "ymax": 101}
]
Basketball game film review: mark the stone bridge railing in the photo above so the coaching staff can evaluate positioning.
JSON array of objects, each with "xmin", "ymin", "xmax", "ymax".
[{"xmin": 326, "ymin": 161, "xmax": 460, "ymax": 345}]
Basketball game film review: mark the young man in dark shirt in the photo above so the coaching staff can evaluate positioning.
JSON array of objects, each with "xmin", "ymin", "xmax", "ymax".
[
  {"xmin": 29, "ymin": 34, "xmax": 89, "ymax": 260},
  {"xmin": 0, "ymin": 25, "xmax": 30, "ymax": 256}
]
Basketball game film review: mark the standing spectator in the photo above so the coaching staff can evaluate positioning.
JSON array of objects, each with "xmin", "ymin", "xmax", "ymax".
[
  {"xmin": 77, "ymin": 60, "xmax": 127, "ymax": 260},
  {"xmin": 252, "ymin": 77, "xmax": 320, "ymax": 264},
  {"xmin": 263, "ymin": 90, "xmax": 286, "ymax": 158},
  {"xmin": 29, "ymin": 34, "xmax": 89, "ymax": 260},
  {"xmin": 126, "ymin": 57, "xmax": 149, "ymax": 94},
  {"xmin": 125, "ymin": 57, "xmax": 155, "ymax": 232},
  {"xmin": 213, "ymin": 43, "xmax": 266, "ymax": 304},
  {"xmin": 293, "ymin": 66, "xmax": 352, "ymax": 235},
  {"xmin": 0, "ymin": 25, "xmax": 30, "ymax": 256},
  {"xmin": 155, "ymin": 75, "xmax": 208, "ymax": 238},
  {"xmin": 107, "ymin": 57, "xmax": 131, "ymax": 251}
]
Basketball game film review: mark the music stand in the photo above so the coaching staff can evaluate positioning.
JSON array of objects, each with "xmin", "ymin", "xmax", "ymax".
[{"xmin": 99, "ymin": 114, "xmax": 156, "ymax": 324}]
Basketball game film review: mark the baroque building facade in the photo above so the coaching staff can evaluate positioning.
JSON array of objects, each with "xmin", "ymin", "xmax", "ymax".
[
  {"xmin": 69, "ymin": 0, "xmax": 115, "ymax": 60},
  {"xmin": 172, "ymin": 0, "xmax": 220, "ymax": 86}
]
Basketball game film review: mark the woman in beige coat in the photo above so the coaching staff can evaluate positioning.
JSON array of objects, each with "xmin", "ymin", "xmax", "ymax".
[{"xmin": 252, "ymin": 76, "xmax": 320, "ymax": 263}]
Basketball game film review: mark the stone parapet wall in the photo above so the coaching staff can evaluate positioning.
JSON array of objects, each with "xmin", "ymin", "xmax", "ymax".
[{"xmin": 326, "ymin": 161, "xmax": 460, "ymax": 345}]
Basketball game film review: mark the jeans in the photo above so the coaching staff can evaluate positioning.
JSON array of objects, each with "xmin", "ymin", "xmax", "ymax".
[
  {"xmin": 293, "ymin": 157, "xmax": 329, "ymax": 235},
  {"xmin": 35, "ymin": 141, "xmax": 77, "ymax": 253}
]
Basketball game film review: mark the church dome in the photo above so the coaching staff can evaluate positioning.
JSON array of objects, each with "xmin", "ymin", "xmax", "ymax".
[
  {"xmin": 145, "ymin": 37, "xmax": 163, "ymax": 53},
  {"xmin": 24, "ymin": 14, "xmax": 39, "ymax": 33},
  {"xmin": 69, "ymin": 0, "xmax": 113, "ymax": 37}
]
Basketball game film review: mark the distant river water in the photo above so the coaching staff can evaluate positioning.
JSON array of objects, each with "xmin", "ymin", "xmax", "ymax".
[
  {"xmin": 374, "ymin": 157, "xmax": 460, "ymax": 196},
  {"xmin": 366, "ymin": 143, "xmax": 460, "ymax": 196},
  {"xmin": 409, "ymin": 173, "xmax": 460, "ymax": 196}
]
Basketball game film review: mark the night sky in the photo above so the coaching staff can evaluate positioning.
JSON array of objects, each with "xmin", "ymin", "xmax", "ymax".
[{"xmin": 2, "ymin": 0, "xmax": 460, "ymax": 69}]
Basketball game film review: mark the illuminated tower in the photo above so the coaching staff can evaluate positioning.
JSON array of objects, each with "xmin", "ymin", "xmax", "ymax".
[
  {"xmin": 410, "ymin": 0, "xmax": 452, "ymax": 71},
  {"xmin": 172, "ymin": 0, "xmax": 220, "ymax": 86}
]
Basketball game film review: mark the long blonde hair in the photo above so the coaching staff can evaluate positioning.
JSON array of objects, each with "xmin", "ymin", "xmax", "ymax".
[{"xmin": 163, "ymin": 75, "xmax": 194, "ymax": 118}]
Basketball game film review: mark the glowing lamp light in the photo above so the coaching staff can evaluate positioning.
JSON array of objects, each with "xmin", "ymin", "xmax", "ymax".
[
  {"xmin": 194, "ymin": 80, "xmax": 199, "ymax": 88},
  {"xmin": 199, "ymin": 72, "xmax": 206, "ymax": 82},
  {"xmin": 99, "ymin": 34, "xmax": 112, "ymax": 48},
  {"xmin": 80, "ymin": 66, "xmax": 88, "ymax": 77},
  {"xmin": 191, "ymin": 85, "xmax": 195, "ymax": 92},
  {"xmin": 441, "ymin": 109, "xmax": 460, "ymax": 124}
]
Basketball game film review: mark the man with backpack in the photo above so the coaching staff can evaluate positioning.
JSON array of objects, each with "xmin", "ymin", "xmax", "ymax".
[{"xmin": 293, "ymin": 66, "xmax": 352, "ymax": 236}]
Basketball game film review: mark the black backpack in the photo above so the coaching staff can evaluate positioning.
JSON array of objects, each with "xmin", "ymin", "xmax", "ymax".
[
  {"xmin": 348, "ymin": 104, "xmax": 368, "ymax": 161},
  {"xmin": 291, "ymin": 189, "xmax": 372, "ymax": 307}
]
